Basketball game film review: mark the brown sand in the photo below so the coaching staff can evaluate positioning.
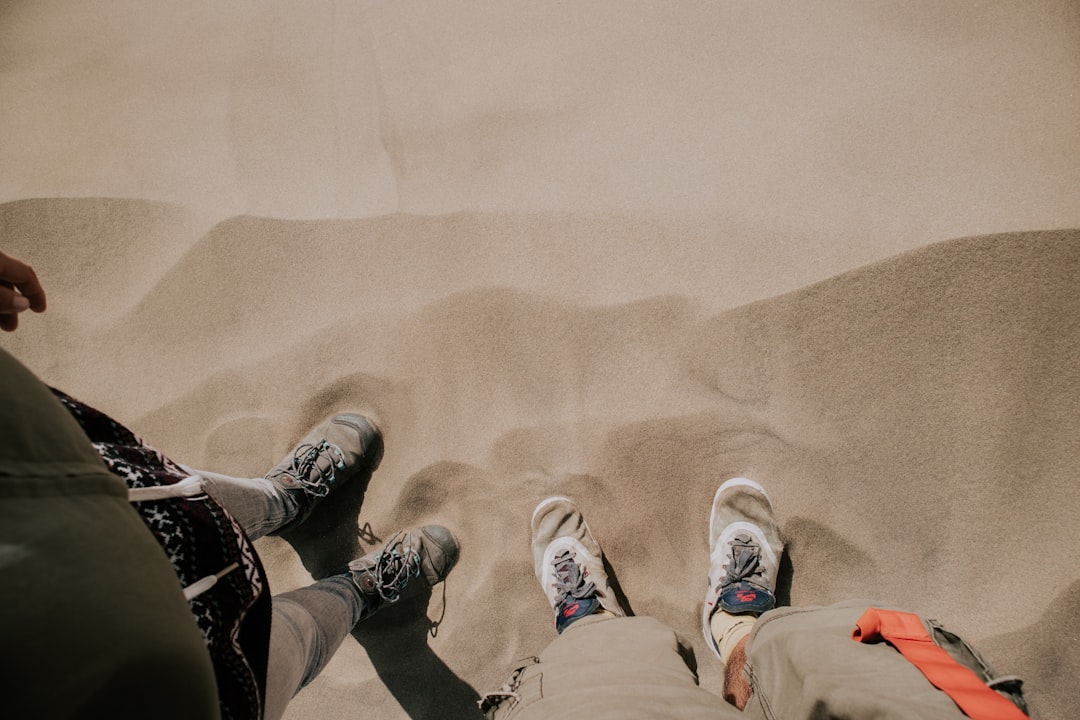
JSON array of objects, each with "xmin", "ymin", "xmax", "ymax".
[{"xmin": 3, "ymin": 3, "xmax": 1080, "ymax": 719}]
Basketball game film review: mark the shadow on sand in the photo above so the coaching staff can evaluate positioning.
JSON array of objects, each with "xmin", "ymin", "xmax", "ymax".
[
  {"xmin": 353, "ymin": 589, "xmax": 482, "ymax": 719},
  {"xmin": 279, "ymin": 466, "xmax": 482, "ymax": 718}
]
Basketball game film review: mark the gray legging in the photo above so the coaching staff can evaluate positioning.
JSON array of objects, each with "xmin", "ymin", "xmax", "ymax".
[{"xmin": 187, "ymin": 468, "xmax": 365, "ymax": 720}]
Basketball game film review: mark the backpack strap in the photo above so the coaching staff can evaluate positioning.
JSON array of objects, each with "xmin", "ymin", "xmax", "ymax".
[{"xmin": 853, "ymin": 607, "xmax": 1028, "ymax": 719}]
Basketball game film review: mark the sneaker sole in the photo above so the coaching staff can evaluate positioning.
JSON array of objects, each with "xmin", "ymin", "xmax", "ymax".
[
  {"xmin": 707, "ymin": 477, "xmax": 772, "ymax": 541},
  {"xmin": 531, "ymin": 495, "xmax": 575, "ymax": 524},
  {"xmin": 532, "ymin": 495, "xmax": 605, "ymax": 563},
  {"xmin": 531, "ymin": 495, "xmax": 605, "ymax": 562}
]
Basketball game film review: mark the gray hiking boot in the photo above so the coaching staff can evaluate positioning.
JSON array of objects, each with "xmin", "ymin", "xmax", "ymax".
[
  {"xmin": 702, "ymin": 477, "xmax": 784, "ymax": 658},
  {"xmin": 347, "ymin": 525, "xmax": 460, "ymax": 621},
  {"xmin": 266, "ymin": 413, "xmax": 383, "ymax": 535},
  {"xmin": 531, "ymin": 496, "xmax": 625, "ymax": 633}
]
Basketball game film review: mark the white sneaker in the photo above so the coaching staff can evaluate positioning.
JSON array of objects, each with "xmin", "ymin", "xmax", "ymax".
[
  {"xmin": 531, "ymin": 496, "xmax": 625, "ymax": 633},
  {"xmin": 702, "ymin": 478, "xmax": 783, "ymax": 658}
]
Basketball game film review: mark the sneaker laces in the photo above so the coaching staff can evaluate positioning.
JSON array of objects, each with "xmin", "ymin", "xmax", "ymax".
[
  {"xmin": 552, "ymin": 550, "xmax": 598, "ymax": 605},
  {"xmin": 719, "ymin": 532, "xmax": 769, "ymax": 590},
  {"xmin": 275, "ymin": 440, "xmax": 346, "ymax": 497},
  {"xmin": 368, "ymin": 531, "xmax": 422, "ymax": 603}
]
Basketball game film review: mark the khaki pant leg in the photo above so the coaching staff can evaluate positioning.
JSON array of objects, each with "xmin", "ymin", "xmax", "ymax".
[
  {"xmin": 742, "ymin": 601, "xmax": 972, "ymax": 720},
  {"xmin": 483, "ymin": 615, "xmax": 739, "ymax": 720}
]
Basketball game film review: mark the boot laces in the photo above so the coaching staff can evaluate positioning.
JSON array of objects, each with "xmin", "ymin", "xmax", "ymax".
[
  {"xmin": 279, "ymin": 440, "xmax": 345, "ymax": 497},
  {"xmin": 370, "ymin": 531, "xmax": 421, "ymax": 603}
]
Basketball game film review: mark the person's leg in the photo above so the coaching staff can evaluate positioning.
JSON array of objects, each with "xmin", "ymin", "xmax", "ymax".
[
  {"xmin": 481, "ymin": 615, "xmax": 740, "ymax": 720},
  {"xmin": 710, "ymin": 609, "xmax": 755, "ymax": 708},
  {"xmin": 479, "ymin": 497, "xmax": 737, "ymax": 719},
  {"xmin": 740, "ymin": 602, "xmax": 1005, "ymax": 719},
  {"xmin": 185, "ymin": 413, "xmax": 383, "ymax": 540},
  {"xmin": 263, "ymin": 525, "xmax": 459, "ymax": 720},
  {"xmin": 702, "ymin": 477, "xmax": 784, "ymax": 711},
  {"xmin": 264, "ymin": 577, "xmax": 362, "ymax": 720},
  {"xmin": 720, "ymin": 635, "xmax": 752, "ymax": 709},
  {"xmin": 184, "ymin": 468, "xmax": 298, "ymax": 541}
]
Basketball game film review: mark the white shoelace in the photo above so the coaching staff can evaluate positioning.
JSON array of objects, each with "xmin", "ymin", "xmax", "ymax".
[{"xmin": 127, "ymin": 474, "xmax": 240, "ymax": 601}]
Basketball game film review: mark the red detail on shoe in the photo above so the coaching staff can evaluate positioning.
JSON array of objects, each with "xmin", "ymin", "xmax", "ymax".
[
  {"xmin": 563, "ymin": 602, "xmax": 580, "ymax": 617},
  {"xmin": 735, "ymin": 589, "xmax": 758, "ymax": 602}
]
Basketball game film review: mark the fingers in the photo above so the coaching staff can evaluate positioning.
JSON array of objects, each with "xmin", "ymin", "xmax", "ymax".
[
  {"xmin": 0, "ymin": 284, "xmax": 22, "ymax": 330},
  {"xmin": 0, "ymin": 251, "xmax": 47, "ymax": 311},
  {"xmin": 0, "ymin": 252, "xmax": 47, "ymax": 331}
]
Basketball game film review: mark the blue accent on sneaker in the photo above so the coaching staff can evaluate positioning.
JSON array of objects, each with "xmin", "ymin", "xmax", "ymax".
[
  {"xmin": 555, "ymin": 596, "xmax": 601, "ymax": 634},
  {"xmin": 719, "ymin": 581, "xmax": 776, "ymax": 615}
]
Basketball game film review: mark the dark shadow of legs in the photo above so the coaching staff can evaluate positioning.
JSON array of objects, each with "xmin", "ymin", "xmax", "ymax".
[
  {"xmin": 774, "ymin": 551, "xmax": 794, "ymax": 608},
  {"xmin": 278, "ymin": 467, "xmax": 374, "ymax": 579},
  {"xmin": 353, "ymin": 589, "xmax": 482, "ymax": 719},
  {"xmin": 602, "ymin": 552, "xmax": 635, "ymax": 619},
  {"xmin": 279, "ymin": 473, "xmax": 480, "ymax": 719}
]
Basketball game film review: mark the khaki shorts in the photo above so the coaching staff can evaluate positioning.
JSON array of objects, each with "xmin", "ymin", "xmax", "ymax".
[
  {"xmin": 482, "ymin": 602, "xmax": 1026, "ymax": 720},
  {"xmin": 743, "ymin": 600, "xmax": 1026, "ymax": 719}
]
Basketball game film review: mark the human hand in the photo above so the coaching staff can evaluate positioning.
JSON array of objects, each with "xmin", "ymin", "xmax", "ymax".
[{"xmin": 0, "ymin": 251, "xmax": 47, "ymax": 331}]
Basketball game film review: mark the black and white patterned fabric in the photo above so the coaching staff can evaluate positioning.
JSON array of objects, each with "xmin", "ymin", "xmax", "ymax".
[{"xmin": 52, "ymin": 389, "xmax": 271, "ymax": 720}]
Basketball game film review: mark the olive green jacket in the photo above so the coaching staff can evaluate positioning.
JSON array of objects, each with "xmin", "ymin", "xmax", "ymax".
[{"xmin": 0, "ymin": 347, "xmax": 220, "ymax": 719}]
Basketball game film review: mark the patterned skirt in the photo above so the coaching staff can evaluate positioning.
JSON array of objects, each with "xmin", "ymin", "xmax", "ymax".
[{"xmin": 52, "ymin": 389, "xmax": 271, "ymax": 720}]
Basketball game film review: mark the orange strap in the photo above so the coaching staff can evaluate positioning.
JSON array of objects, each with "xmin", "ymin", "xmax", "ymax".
[{"xmin": 852, "ymin": 607, "xmax": 1026, "ymax": 719}]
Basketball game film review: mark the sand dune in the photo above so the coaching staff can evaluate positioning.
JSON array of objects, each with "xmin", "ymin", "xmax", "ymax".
[
  {"xmin": 4, "ymin": 3, "xmax": 1080, "ymax": 718},
  {"xmin": 6, "ymin": 206, "xmax": 1075, "ymax": 717},
  {"xmin": 1, "ymin": 199, "xmax": 932, "ymax": 418},
  {"xmin": 278, "ymin": 227, "xmax": 1078, "ymax": 720}
]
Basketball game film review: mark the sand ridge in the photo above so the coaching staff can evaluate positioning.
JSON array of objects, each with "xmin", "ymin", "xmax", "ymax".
[
  {"xmin": 3, "ymin": 3, "xmax": 1080, "ymax": 717},
  {"xmin": 5, "ymin": 207, "xmax": 1076, "ymax": 718}
]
